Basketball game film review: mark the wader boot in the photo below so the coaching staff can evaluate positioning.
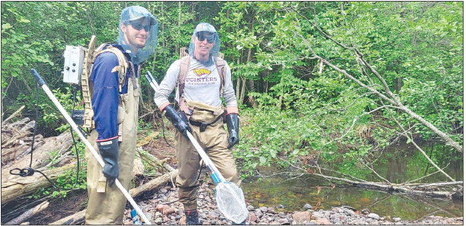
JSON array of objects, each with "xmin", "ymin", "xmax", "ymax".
[{"xmin": 185, "ymin": 210, "xmax": 200, "ymax": 225}]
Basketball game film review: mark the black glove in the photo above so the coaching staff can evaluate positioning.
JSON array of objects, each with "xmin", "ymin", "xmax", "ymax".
[
  {"xmin": 97, "ymin": 139, "xmax": 119, "ymax": 186},
  {"xmin": 226, "ymin": 113, "xmax": 240, "ymax": 149},
  {"xmin": 164, "ymin": 104, "xmax": 192, "ymax": 138}
]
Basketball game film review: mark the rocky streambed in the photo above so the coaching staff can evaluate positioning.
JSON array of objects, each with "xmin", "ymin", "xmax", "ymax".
[{"xmin": 123, "ymin": 179, "xmax": 463, "ymax": 225}]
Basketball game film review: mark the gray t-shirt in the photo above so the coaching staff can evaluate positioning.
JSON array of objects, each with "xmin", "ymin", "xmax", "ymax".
[{"xmin": 154, "ymin": 56, "xmax": 238, "ymax": 108}]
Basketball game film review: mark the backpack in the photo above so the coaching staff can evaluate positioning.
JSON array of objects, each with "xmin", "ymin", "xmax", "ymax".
[
  {"xmin": 81, "ymin": 35, "xmax": 130, "ymax": 129},
  {"xmin": 176, "ymin": 47, "xmax": 226, "ymax": 115}
]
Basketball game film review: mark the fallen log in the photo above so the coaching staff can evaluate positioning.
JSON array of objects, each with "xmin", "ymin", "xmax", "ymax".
[
  {"xmin": 130, "ymin": 169, "xmax": 178, "ymax": 198},
  {"xmin": 137, "ymin": 147, "xmax": 175, "ymax": 172},
  {"xmin": 1, "ymin": 163, "xmax": 76, "ymax": 204},
  {"xmin": 5, "ymin": 117, "xmax": 31, "ymax": 129},
  {"xmin": 50, "ymin": 210, "xmax": 85, "ymax": 225},
  {"xmin": 2, "ymin": 131, "xmax": 73, "ymax": 178},
  {"xmin": 2, "ymin": 119, "xmax": 35, "ymax": 148},
  {"xmin": 5, "ymin": 201, "xmax": 49, "ymax": 225},
  {"xmin": 51, "ymin": 169, "xmax": 178, "ymax": 225},
  {"xmin": 313, "ymin": 172, "xmax": 462, "ymax": 199},
  {"xmin": 2, "ymin": 105, "xmax": 25, "ymax": 124},
  {"xmin": 2, "ymin": 139, "xmax": 44, "ymax": 164}
]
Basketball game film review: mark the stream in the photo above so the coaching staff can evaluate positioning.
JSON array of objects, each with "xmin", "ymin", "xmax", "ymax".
[{"xmin": 241, "ymin": 141, "xmax": 463, "ymax": 220}]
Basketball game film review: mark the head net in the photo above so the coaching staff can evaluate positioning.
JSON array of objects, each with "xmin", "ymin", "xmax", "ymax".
[
  {"xmin": 118, "ymin": 6, "xmax": 158, "ymax": 64},
  {"xmin": 215, "ymin": 182, "xmax": 248, "ymax": 224},
  {"xmin": 188, "ymin": 23, "xmax": 220, "ymax": 66}
]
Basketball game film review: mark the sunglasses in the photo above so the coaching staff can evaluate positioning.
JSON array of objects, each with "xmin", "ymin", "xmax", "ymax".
[
  {"xmin": 128, "ymin": 20, "xmax": 151, "ymax": 32},
  {"xmin": 196, "ymin": 31, "xmax": 215, "ymax": 43}
]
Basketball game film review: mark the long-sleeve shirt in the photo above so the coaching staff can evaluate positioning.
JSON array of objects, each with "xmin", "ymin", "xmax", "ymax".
[
  {"xmin": 154, "ymin": 56, "xmax": 237, "ymax": 111},
  {"xmin": 90, "ymin": 45, "xmax": 138, "ymax": 141}
]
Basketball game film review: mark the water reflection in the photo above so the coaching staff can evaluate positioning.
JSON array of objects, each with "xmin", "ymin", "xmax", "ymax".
[
  {"xmin": 242, "ymin": 174, "xmax": 463, "ymax": 220},
  {"xmin": 241, "ymin": 140, "xmax": 463, "ymax": 220}
]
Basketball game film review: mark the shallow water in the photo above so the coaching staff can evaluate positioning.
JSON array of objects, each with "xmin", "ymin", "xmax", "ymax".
[
  {"xmin": 242, "ymin": 141, "xmax": 463, "ymax": 220},
  {"xmin": 242, "ymin": 174, "xmax": 463, "ymax": 220}
]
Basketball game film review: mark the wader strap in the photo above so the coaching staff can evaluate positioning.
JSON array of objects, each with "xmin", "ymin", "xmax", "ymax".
[
  {"xmin": 178, "ymin": 55, "xmax": 191, "ymax": 100},
  {"xmin": 97, "ymin": 47, "xmax": 128, "ymax": 93},
  {"xmin": 189, "ymin": 113, "xmax": 224, "ymax": 132},
  {"xmin": 97, "ymin": 175, "xmax": 107, "ymax": 193},
  {"xmin": 214, "ymin": 57, "xmax": 226, "ymax": 96}
]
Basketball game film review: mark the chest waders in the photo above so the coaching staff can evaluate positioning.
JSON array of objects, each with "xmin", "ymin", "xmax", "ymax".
[
  {"xmin": 146, "ymin": 72, "xmax": 248, "ymax": 224},
  {"xmin": 85, "ymin": 59, "xmax": 141, "ymax": 224},
  {"xmin": 30, "ymin": 69, "xmax": 150, "ymax": 224}
]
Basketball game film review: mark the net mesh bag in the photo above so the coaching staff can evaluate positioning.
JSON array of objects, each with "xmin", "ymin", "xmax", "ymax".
[{"xmin": 215, "ymin": 182, "xmax": 248, "ymax": 224}]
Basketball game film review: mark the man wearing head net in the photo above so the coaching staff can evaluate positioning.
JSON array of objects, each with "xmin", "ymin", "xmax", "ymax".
[
  {"xmin": 85, "ymin": 6, "xmax": 158, "ymax": 224},
  {"xmin": 154, "ymin": 23, "xmax": 242, "ymax": 225}
]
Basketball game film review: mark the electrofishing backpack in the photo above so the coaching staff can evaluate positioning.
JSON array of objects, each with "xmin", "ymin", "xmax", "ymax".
[{"xmin": 77, "ymin": 35, "xmax": 129, "ymax": 130}]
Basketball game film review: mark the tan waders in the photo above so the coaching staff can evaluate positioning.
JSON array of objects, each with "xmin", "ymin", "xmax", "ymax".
[
  {"xmin": 175, "ymin": 101, "xmax": 241, "ymax": 211},
  {"xmin": 85, "ymin": 77, "xmax": 139, "ymax": 224}
]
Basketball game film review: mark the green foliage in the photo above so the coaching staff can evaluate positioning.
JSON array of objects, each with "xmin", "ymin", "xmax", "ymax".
[
  {"xmin": 2, "ymin": 2, "xmax": 462, "ymax": 181},
  {"xmin": 32, "ymin": 166, "xmax": 87, "ymax": 199}
]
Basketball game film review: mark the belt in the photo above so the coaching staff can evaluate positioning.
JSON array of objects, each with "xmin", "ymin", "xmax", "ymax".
[{"xmin": 189, "ymin": 114, "xmax": 224, "ymax": 132}]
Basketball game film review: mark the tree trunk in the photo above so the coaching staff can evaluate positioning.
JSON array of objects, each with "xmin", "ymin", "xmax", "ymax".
[
  {"xmin": 130, "ymin": 170, "xmax": 178, "ymax": 198},
  {"xmin": 240, "ymin": 77, "xmax": 247, "ymax": 105},
  {"xmin": 5, "ymin": 201, "xmax": 49, "ymax": 225},
  {"xmin": 2, "ymin": 105, "xmax": 25, "ymax": 124},
  {"xmin": 50, "ymin": 210, "xmax": 85, "ymax": 225},
  {"xmin": 1, "ymin": 163, "xmax": 76, "ymax": 204},
  {"xmin": 2, "ymin": 131, "xmax": 73, "ymax": 178}
]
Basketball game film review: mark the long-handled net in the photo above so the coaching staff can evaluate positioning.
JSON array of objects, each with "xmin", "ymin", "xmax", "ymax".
[{"xmin": 215, "ymin": 181, "xmax": 248, "ymax": 222}]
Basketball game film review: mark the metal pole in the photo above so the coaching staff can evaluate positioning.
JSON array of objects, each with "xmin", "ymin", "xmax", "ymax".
[{"xmin": 31, "ymin": 69, "xmax": 151, "ymax": 224}]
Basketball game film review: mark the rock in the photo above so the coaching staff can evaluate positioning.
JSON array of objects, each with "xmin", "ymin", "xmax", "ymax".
[
  {"xmin": 162, "ymin": 206, "xmax": 176, "ymax": 216},
  {"xmin": 155, "ymin": 204, "xmax": 168, "ymax": 212},
  {"xmin": 118, "ymin": 175, "xmax": 463, "ymax": 226},
  {"xmin": 255, "ymin": 210, "xmax": 263, "ymax": 218},
  {"xmin": 179, "ymin": 216, "xmax": 186, "ymax": 225},
  {"xmin": 341, "ymin": 208, "xmax": 355, "ymax": 216},
  {"xmin": 248, "ymin": 212, "xmax": 258, "ymax": 223},
  {"xmin": 199, "ymin": 212, "xmax": 207, "ymax": 219},
  {"xmin": 154, "ymin": 217, "xmax": 163, "ymax": 224},
  {"xmin": 361, "ymin": 208, "xmax": 370, "ymax": 214},
  {"xmin": 207, "ymin": 211, "xmax": 218, "ymax": 219},
  {"xmin": 367, "ymin": 213, "xmax": 380, "ymax": 220},
  {"xmin": 259, "ymin": 206, "xmax": 268, "ymax": 213},
  {"xmin": 303, "ymin": 203, "xmax": 312, "ymax": 210},
  {"xmin": 292, "ymin": 211, "xmax": 311, "ymax": 224},
  {"xmin": 312, "ymin": 211, "xmax": 325, "ymax": 219},
  {"xmin": 315, "ymin": 217, "xmax": 331, "ymax": 224},
  {"xmin": 278, "ymin": 212, "xmax": 286, "ymax": 218},
  {"xmin": 277, "ymin": 218, "xmax": 289, "ymax": 224}
]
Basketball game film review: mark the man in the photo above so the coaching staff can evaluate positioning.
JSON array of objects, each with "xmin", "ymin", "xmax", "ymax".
[
  {"xmin": 154, "ymin": 22, "xmax": 241, "ymax": 225},
  {"xmin": 85, "ymin": 6, "xmax": 158, "ymax": 224}
]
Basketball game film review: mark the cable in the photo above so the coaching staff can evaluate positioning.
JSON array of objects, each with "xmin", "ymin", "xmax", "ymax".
[
  {"xmin": 28, "ymin": 84, "xmax": 40, "ymax": 168},
  {"xmin": 9, "ymin": 83, "xmax": 83, "ymax": 192},
  {"xmin": 70, "ymin": 85, "xmax": 81, "ymax": 186},
  {"xmin": 10, "ymin": 83, "xmax": 59, "ymax": 189},
  {"xmin": 157, "ymin": 111, "xmax": 174, "ymax": 148}
]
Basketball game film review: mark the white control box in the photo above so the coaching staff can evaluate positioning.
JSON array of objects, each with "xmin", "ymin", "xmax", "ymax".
[{"xmin": 63, "ymin": 45, "xmax": 85, "ymax": 84}]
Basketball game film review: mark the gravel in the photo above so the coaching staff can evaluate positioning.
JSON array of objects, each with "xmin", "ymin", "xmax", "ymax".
[{"xmin": 123, "ymin": 181, "xmax": 463, "ymax": 225}]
